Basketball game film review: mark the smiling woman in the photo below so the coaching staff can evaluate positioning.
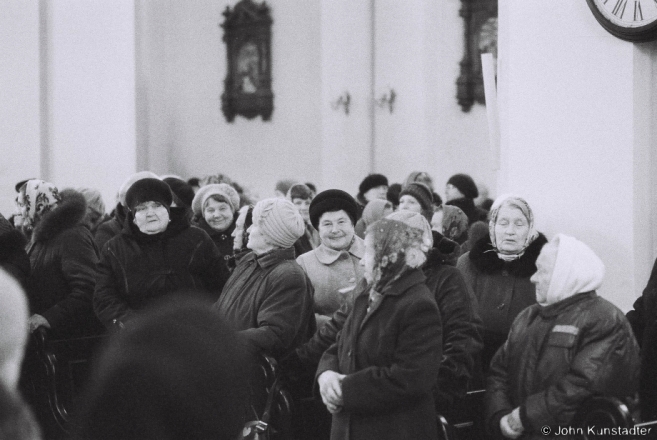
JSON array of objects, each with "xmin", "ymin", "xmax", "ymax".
[
  {"xmin": 457, "ymin": 194, "xmax": 547, "ymax": 372},
  {"xmin": 191, "ymin": 183, "xmax": 241, "ymax": 258}
]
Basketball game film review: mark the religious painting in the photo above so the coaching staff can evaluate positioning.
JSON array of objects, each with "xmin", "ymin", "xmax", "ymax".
[
  {"xmin": 456, "ymin": 0, "xmax": 498, "ymax": 112},
  {"xmin": 221, "ymin": 0, "xmax": 273, "ymax": 122}
]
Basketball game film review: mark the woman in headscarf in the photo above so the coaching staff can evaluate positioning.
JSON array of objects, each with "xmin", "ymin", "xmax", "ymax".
[
  {"xmin": 316, "ymin": 218, "xmax": 442, "ymax": 440},
  {"xmin": 191, "ymin": 183, "xmax": 240, "ymax": 257},
  {"xmin": 354, "ymin": 199, "xmax": 393, "ymax": 239},
  {"xmin": 486, "ymin": 235, "xmax": 639, "ymax": 439},
  {"xmin": 94, "ymin": 178, "xmax": 228, "ymax": 329},
  {"xmin": 17, "ymin": 180, "xmax": 101, "ymax": 337},
  {"xmin": 457, "ymin": 194, "xmax": 547, "ymax": 371}
]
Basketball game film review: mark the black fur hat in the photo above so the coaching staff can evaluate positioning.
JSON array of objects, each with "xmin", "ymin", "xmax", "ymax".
[
  {"xmin": 309, "ymin": 189, "xmax": 360, "ymax": 230},
  {"xmin": 125, "ymin": 178, "xmax": 173, "ymax": 212}
]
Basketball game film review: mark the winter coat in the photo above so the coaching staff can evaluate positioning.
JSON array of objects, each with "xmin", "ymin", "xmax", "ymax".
[
  {"xmin": 192, "ymin": 215, "xmax": 236, "ymax": 259},
  {"xmin": 424, "ymin": 243, "xmax": 484, "ymax": 414},
  {"xmin": 316, "ymin": 269, "xmax": 442, "ymax": 440},
  {"xmin": 212, "ymin": 248, "xmax": 315, "ymax": 360},
  {"xmin": 626, "ymin": 256, "xmax": 657, "ymax": 420},
  {"xmin": 293, "ymin": 223, "xmax": 320, "ymax": 258},
  {"xmin": 94, "ymin": 203, "xmax": 127, "ymax": 250},
  {"xmin": 445, "ymin": 197, "xmax": 487, "ymax": 226},
  {"xmin": 486, "ymin": 291, "xmax": 640, "ymax": 440},
  {"xmin": 94, "ymin": 207, "xmax": 228, "ymax": 328},
  {"xmin": 26, "ymin": 189, "xmax": 101, "ymax": 337},
  {"xmin": 296, "ymin": 237, "xmax": 365, "ymax": 328},
  {"xmin": 457, "ymin": 233, "xmax": 547, "ymax": 370},
  {"xmin": 0, "ymin": 214, "xmax": 30, "ymax": 288}
]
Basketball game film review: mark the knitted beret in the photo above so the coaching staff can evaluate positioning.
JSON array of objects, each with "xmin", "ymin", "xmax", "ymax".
[
  {"xmin": 447, "ymin": 173, "xmax": 479, "ymax": 199},
  {"xmin": 125, "ymin": 178, "xmax": 173, "ymax": 212},
  {"xmin": 358, "ymin": 174, "xmax": 389, "ymax": 196},
  {"xmin": 253, "ymin": 198, "xmax": 305, "ymax": 249},
  {"xmin": 399, "ymin": 182, "xmax": 433, "ymax": 212},
  {"xmin": 192, "ymin": 184, "xmax": 240, "ymax": 217},
  {"xmin": 309, "ymin": 189, "xmax": 360, "ymax": 230}
]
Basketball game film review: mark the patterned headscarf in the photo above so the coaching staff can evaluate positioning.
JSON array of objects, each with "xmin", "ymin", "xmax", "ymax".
[
  {"xmin": 16, "ymin": 180, "xmax": 60, "ymax": 230},
  {"xmin": 442, "ymin": 205, "xmax": 469, "ymax": 244},
  {"xmin": 366, "ymin": 219, "xmax": 425, "ymax": 298},
  {"xmin": 488, "ymin": 194, "xmax": 539, "ymax": 260}
]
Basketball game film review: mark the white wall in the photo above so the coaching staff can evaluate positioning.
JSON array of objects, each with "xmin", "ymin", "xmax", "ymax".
[
  {"xmin": 47, "ymin": 0, "xmax": 137, "ymax": 209},
  {"xmin": 0, "ymin": 2, "xmax": 41, "ymax": 216},
  {"xmin": 499, "ymin": 0, "xmax": 657, "ymax": 311},
  {"xmin": 136, "ymin": 0, "xmax": 323, "ymax": 200}
]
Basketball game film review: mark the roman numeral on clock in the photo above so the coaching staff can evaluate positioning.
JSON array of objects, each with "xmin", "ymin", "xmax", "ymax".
[
  {"xmin": 635, "ymin": 0, "xmax": 643, "ymax": 20},
  {"xmin": 612, "ymin": 0, "xmax": 628, "ymax": 18}
]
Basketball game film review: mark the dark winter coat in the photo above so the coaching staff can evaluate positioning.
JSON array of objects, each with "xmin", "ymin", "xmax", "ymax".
[
  {"xmin": 94, "ymin": 207, "xmax": 228, "ymax": 328},
  {"xmin": 26, "ymin": 189, "xmax": 101, "ymax": 337},
  {"xmin": 457, "ymin": 233, "xmax": 547, "ymax": 370},
  {"xmin": 486, "ymin": 291, "xmax": 640, "ymax": 440},
  {"xmin": 626, "ymin": 257, "xmax": 657, "ymax": 420},
  {"xmin": 192, "ymin": 215, "xmax": 236, "ymax": 259},
  {"xmin": 94, "ymin": 203, "xmax": 127, "ymax": 250},
  {"xmin": 424, "ymin": 242, "xmax": 484, "ymax": 414},
  {"xmin": 0, "ymin": 214, "xmax": 30, "ymax": 288},
  {"xmin": 446, "ymin": 197, "xmax": 488, "ymax": 225},
  {"xmin": 212, "ymin": 248, "xmax": 315, "ymax": 360},
  {"xmin": 316, "ymin": 269, "xmax": 442, "ymax": 440}
]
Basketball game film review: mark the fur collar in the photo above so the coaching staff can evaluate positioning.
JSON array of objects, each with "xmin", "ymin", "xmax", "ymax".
[
  {"xmin": 31, "ymin": 189, "xmax": 87, "ymax": 243},
  {"xmin": 468, "ymin": 232, "xmax": 548, "ymax": 278},
  {"xmin": 0, "ymin": 228, "xmax": 27, "ymax": 261}
]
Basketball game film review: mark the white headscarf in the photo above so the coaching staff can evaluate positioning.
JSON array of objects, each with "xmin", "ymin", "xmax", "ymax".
[
  {"xmin": 489, "ymin": 194, "xmax": 539, "ymax": 261},
  {"xmin": 540, "ymin": 234, "xmax": 605, "ymax": 306}
]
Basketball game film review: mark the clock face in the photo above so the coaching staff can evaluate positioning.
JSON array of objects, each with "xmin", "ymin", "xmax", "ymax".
[{"xmin": 587, "ymin": 0, "xmax": 657, "ymax": 41}]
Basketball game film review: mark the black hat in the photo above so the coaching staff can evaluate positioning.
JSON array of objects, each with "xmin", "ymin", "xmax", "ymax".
[
  {"xmin": 358, "ymin": 174, "xmax": 388, "ymax": 196},
  {"xmin": 399, "ymin": 182, "xmax": 433, "ymax": 211},
  {"xmin": 125, "ymin": 178, "xmax": 173, "ymax": 212},
  {"xmin": 447, "ymin": 173, "xmax": 479, "ymax": 199},
  {"xmin": 163, "ymin": 177, "xmax": 195, "ymax": 208},
  {"xmin": 309, "ymin": 189, "xmax": 360, "ymax": 230},
  {"xmin": 387, "ymin": 183, "xmax": 402, "ymax": 207}
]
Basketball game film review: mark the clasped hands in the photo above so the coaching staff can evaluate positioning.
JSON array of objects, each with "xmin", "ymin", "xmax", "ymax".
[
  {"xmin": 317, "ymin": 370, "xmax": 346, "ymax": 414},
  {"xmin": 500, "ymin": 407, "xmax": 524, "ymax": 439}
]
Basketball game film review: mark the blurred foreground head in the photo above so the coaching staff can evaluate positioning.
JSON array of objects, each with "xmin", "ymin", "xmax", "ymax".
[
  {"xmin": 73, "ymin": 295, "xmax": 249, "ymax": 440},
  {"xmin": 0, "ymin": 269, "xmax": 29, "ymax": 391}
]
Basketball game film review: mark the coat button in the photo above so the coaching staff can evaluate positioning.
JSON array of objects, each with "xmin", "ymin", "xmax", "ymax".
[
  {"xmin": 497, "ymin": 303, "xmax": 506, "ymax": 310},
  {"xmin": 347, "ymin": 350, "xmax": 352, "ymax": 357}
]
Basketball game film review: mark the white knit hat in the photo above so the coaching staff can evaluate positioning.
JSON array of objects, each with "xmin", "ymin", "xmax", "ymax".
[
  {"xmin": 192, "ymin": 183, "xmax": 240, "ymax": 217},
  {"xmin": 252, "ymin": 198, "xmax": 304, "ymax": 249}
]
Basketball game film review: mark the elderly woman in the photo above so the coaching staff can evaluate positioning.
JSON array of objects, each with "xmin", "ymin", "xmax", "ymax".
[
  {"xmin": 191, "ymin": 183, "xmax": 240, "ymax": 258},
  {"xmin": 316, "ymin": 218, "xmax": 442, "ymax": 440},
  {"xmin": 457, "ymin": 194, "xmax": 547, "ymax": 371},
  {"xmin": 296, "ymin": 190, "xmax": 364, "ymax": 329},
  {"xmin": 398, "ymin": 182, "xmax": 434, "ymax": 221},
  {"xmin": 212, "ymin": 198, "xmax": 315, "ymax": 361},
  {"xmin": 486, "ymin": 234, "xmax": 639, "ymax": 439},
  {"xmin": 94, "ymin": 178, "xmax": 228, "ymax": 329},
  {"xmin": 17, "ymin": 180, "xmax": 101, "ymax": 337}
]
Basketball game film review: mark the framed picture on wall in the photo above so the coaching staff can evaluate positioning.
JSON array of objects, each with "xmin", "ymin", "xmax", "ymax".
[
  {"xmin": 221, "ymin": 0, "xmax": 273, "ymax": 122},
  {"xmin": 456, "ymin": 0, "xmax": 498, "ymax": 112}
]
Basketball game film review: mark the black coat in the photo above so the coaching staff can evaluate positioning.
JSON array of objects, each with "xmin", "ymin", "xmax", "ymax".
[
  {"xmin": 94, "ymin": 207, "xmax": 228, "ymax": 328},
  {"xmin": 94, "ymin": 203, "xmax": 126, "ymax": 250},
  {"xmin": 0, "ymin": 214, "xmax": 30, "ymax": 288},
  {"xmin": 316, "ymin": 269, "xmax": 442, "ymax": 440},
  {"xmin": 26, "ymin": 189, "xmax": 101, "ymax": 337},
  {"xmin": 486, "ymin": 292, "xmax": 639, "ymax": 439},
  {"xmin": 445, "ymin": 197, "xmax": 488, "ymax": 225},
  {"xmin": 627, "ymin": 257, "xmax": 657, "ymax": 420},
  {"xmin": 457, "ymin": 233, "xmax": 548, "ymax": 370},
  {"xmin": 192, "ymin": 215, "xmax": 236, "ymax": 259}
]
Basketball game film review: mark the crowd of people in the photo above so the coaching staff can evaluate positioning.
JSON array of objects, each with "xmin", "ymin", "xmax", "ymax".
[{"xmin": 0, "ymin": 169, "xmax": 651, "ymax": 439}]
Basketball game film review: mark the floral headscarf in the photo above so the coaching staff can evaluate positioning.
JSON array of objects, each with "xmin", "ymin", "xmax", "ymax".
[
  {"xmin": 366, "ymin": 219, "xmax": 425, "ymax": 298},
  {"xmin": 488, "ymin": 194, "xmax": 539, "ymax": 260},
  {"xmin": 16, "ymin": 180, "xmax": 60, "ymax": 231},
  {"xmin": 442, "ymin": 205, "xmax": 469, "ymax": 244}
]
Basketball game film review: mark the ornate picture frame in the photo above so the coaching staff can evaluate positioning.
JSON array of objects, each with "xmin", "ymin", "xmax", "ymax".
[
  {"xmin": 456, "ymin": 0, "xmax": 498, "ymax": 112},
  {"xmin": 221, "ymin": 0, "xmax": 273, "ymax": 122}
]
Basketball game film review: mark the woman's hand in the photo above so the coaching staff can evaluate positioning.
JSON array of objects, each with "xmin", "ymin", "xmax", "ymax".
[
  {"xmin": 318, "ymin": 370, "xmax": 346, "ymax": 408},
  {"xmin": 28, "ymin": 314, "xmax": 51, "ymax": 333},
  {"xmin": 499, "ymin": 407, "xmax": 524, "ymax": 439}
]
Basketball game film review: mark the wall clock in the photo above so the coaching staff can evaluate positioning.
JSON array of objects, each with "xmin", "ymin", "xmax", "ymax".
[{"xmin": 586, "ymin": 0, "xmax": 657, "ymax": 42}]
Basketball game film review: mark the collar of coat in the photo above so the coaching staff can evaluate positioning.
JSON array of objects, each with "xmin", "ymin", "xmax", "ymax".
[
  {"xmin": 313, "ymin": 235, "xmax": 365, "ymax": 265},
  {"xmin": 242, "ymin": 247, "xmax": 296, "ymax": 269},
  {"xmin": 194, "ymin": 216, "xmax": 236, "ymax": 240},
  {"xmin": 468, "ymin": 232, "xmax": 548, "ymax": 278},
  {"xmin": 31, "ymin": 188, "xmax": 87, "ymax": 243},
  {"xmin": 539, "ymin": 290, "xmax": 597, "ymax": 318}
]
